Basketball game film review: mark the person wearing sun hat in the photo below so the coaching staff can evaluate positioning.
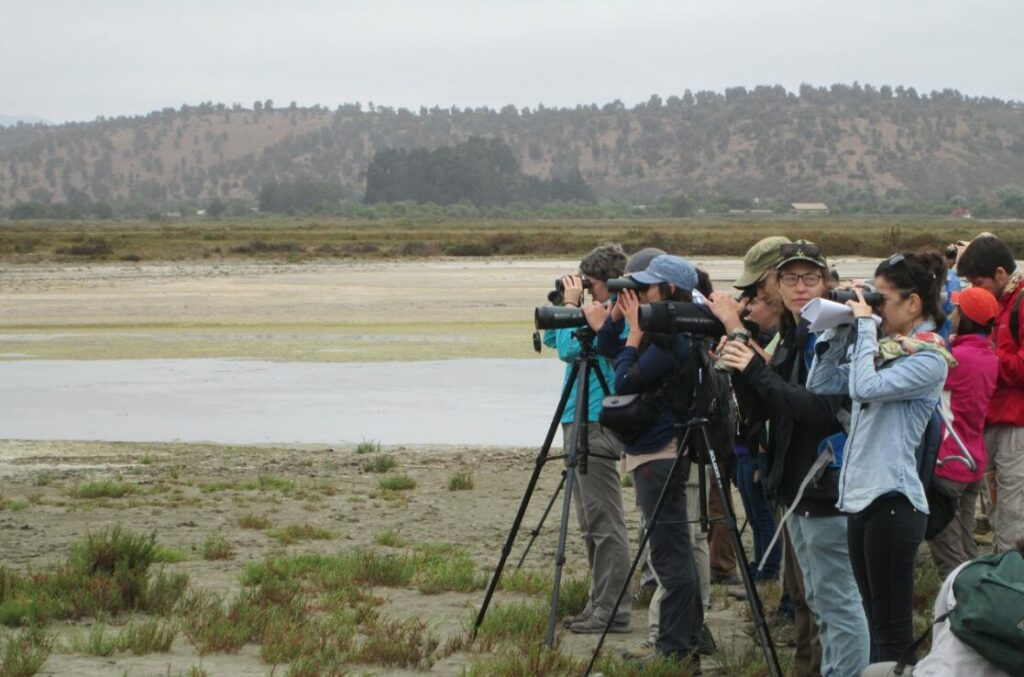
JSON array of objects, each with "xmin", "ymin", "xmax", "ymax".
[{"xmin": 928, "ymin": 286, "xmax": 1000, "ymax": 578}]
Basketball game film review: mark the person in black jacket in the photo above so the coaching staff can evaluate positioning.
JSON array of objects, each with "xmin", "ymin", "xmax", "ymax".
[{"xmin": 714, "ymin": 241, "xmax": 871, "ymax": 677}]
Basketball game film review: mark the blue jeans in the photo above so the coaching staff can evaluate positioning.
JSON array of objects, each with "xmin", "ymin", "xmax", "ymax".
[
  {"xmin": 633, "ymin": 457, "xmax": 703, "ymax": 657},
  {"xmin": 787, "ymin": 514, "xmax": 870, "ymax": 677},
  {"xmin": 735, "ymin": 453, "xmax": 780, "ymax": 579}
]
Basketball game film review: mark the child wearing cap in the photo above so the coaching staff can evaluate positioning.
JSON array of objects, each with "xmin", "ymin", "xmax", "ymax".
[{"xmin": 927, "ymin": 287, "xmax": 999, "ymax": 578}]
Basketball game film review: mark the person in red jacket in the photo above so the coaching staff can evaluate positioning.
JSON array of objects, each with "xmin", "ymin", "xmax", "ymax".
[
  {"xmin": 956, "ymin": 236, "xmax": 1024, "ymax": 554},
  {"xmin": 928, "ymin": 287, "xmax": 999, "ymax": 577}
]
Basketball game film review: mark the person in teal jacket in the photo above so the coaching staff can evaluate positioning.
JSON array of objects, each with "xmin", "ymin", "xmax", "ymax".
[{"xmin": 542, "ymin": 242, "xmax": 633, "ymax": 634}]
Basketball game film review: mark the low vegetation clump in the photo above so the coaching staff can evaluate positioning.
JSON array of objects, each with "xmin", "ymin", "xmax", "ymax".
[
  {"xmin": 237, "ymin": 513, "xmax": 272, "ymax": 530},
  {"xmin": 71, "ymin": 480, "xmax": 137, "ymax": 499},
  {"xmin": 354, "ymin": 439, "xmax": 381, "ymax": 455},
  {"xmin": 0, "ymin": 626, "xmax": 52, "ymax": 676},
  {"xmin": 373, "ymin": 529, "xmax": 405, "ymax": 548},
  {"xmin": 201, "ymin": 534, "xmax": 235, "ymax": 561},
  {"xmin": 361, "ymin": 454, "xmax": 397, "ymax": 474},
  {"xmin": 266, "ymin": 524, "xmax": 334, "ymax": 545},
  {"xmin": 0, "ymin": 527, "xmax": 189, "ymax": 629},
  {"xmin": 377, "ymin": 474, "xmax": 416, "ymax": 491},
  {"xmin": 447, "ymin": 471, "xmax": 474, "ymax": 491}
]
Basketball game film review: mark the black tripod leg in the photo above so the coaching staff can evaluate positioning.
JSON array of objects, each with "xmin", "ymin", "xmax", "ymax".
[
  {"xmin": 545, "ymin": 356, "xmax": 593, "ymax": 647},
  {"xmin": 472, "ymin": 361, "xmax": 579, "ymax": 639},
  {"xmin": 583, "ymin": 429, "xmax": 692, "ymax": 677},
  {"xmin": 515, "ymin": 470, "xmax": 566, "ymax": 569},
  {"xmin": 699, "ymin": 425, "xmax": 782, "ymax": 677}
]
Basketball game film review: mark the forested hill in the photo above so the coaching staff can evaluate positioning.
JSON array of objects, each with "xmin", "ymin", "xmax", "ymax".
[{"xmin": 2, "ymin": 84, "xmax": 1023, "ymax": 210}]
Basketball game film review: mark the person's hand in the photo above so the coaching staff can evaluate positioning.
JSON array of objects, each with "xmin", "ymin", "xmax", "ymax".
[
  {"xmin": 618, "ymin": 290, "xmax": 644, "ymax": 347},
  {"xmin": 561, "ymin": 274, "xmax": 584, "ymax": 307},
  {"xmin": 582, "ymin": 301, "xmax": 610, "ymax": 332},
  {"xmin": 720, "ymin": 339, "xmax": 755, "ymax": 372},
  {"xmin": 707, "ymin": 291, "xmax": 746, "ymax": 333},
  {"xmin": 846, "ymin": 287, "xmax": 873, "ymax": 319}
]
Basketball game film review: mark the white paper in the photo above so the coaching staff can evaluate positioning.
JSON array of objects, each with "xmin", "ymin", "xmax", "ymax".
[{"xmin": 802, "ymin": 297, "xmax": 881, "ymax": 332}]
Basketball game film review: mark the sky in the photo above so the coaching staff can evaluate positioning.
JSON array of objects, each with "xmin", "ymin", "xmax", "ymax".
[{"xmin": 2, "ymin": 0, "xmax": 1022, "ymax": 124}]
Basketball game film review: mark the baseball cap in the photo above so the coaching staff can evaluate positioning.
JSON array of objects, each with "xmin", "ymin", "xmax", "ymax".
[
  {"xmin": 776, "ymin": 240, "xmax": 828, "ymax": 271},
  {"xmin": 625, "ymin": 247, "xmax": 667, "ymax": 274},
  {"xmin": 951, "ymin": 287, "xmax": 998, "ymax": 325},
  {"xmin": 630, "ymin": 255, "xmax": 697, "ymax": 292},
  {"xmin": 734, "ymin": 236, "xmax": 792, "ymax": 289}
]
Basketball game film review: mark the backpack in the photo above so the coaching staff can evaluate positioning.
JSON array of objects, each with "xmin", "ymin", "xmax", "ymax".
[
  {"xmin": 917, "ymin": 407, "xmax": 957, "ymax": 540},
  {"xmin": 895, "ymin": 550, "xmax": 1024, "ymax": 674},
  {"xmin": 948, "ymin": 550, "xmax": 1024, "ymax": 675}
]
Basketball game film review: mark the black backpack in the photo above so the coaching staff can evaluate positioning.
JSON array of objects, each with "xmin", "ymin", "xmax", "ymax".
[{"xmin": 916, "ymin": 408, "xmax": 957, "ymax": 540}]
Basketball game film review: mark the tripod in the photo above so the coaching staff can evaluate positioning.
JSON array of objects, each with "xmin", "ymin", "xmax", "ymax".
[
  {"xmin": 583, "ymin": 414, "xmax": 782, "ymax": 677},
  {"xmin": 473, "ymin": 327, "xmax": 618, "ymax": 648}
]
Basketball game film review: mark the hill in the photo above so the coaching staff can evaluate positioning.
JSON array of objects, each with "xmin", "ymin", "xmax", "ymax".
[{"xmin": 1, "ymin": 84, "xmax": 1023, "ymax": 212}]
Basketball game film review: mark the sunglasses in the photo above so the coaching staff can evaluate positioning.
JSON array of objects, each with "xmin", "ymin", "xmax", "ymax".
[{"xmin": 779, "ymin": 241, "xmax": 824, "ymax": 260}]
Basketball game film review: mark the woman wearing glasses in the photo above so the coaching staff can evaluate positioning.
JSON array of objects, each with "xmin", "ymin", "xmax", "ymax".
[
  {"xmin": 717, "ymin": 241, "xmax": 870, "ymax": 677},
  {"xmin": 807, "ymin": 251, "xmax": 951, "ymax": 665}
]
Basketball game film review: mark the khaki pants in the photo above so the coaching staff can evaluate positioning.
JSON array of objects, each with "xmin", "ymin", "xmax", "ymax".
[
  {"xmin": 926, "ymin": 477, "xmax": 981, "ymax": 579},
  {"xmin": 564, "ymin": 422, "xmax": 632, "ymax": 624},
  {"xmin": 983, "ymin": 425, "xmax": 1024, "ymax": 553},
  {"xmin": 708, "ymin": 463, "xmax": 738, "ymax": 578}
]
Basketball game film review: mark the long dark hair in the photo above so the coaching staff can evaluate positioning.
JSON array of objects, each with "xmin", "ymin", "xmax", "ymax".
[{"xmin": 875, "ymin": 252, "xmax": 946, "ymax": 327}]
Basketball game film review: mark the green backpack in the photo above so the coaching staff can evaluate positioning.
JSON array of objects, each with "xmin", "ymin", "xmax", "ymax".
[{"xmin": 948, "ymin": 550, "xmax": 1024, "ymax": 675}]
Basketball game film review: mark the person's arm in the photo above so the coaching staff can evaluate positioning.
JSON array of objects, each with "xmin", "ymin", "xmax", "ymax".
[
  {"xmin": 542, "ymin": 329, "xmax": 558, "ymax": 350},
  {"xmin": 806, "ymin": 326, "xmax": 852, "ymax": 395},
  {"xmin": 596, "ymin": 316, "xmax": 627, "ymax": 360},
  {"xmin": 848, "ymin": 319, "xmax": 948, "ymax": 403},
  {"xmin": 740, "ymin": 353, "xmax": 847, "ymax": 422},
  {"xmin": 546, "ymin": 327, "xmax": 582, "ymax": 363},
  {"xmin": 613, "ymin": 342, "xmax": 674, "ymax": 395}
]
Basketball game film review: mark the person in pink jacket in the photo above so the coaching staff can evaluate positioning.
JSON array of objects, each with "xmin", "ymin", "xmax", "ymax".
[{"xmin": 928, "ymin": 287, "xmax": 1000, "ymax": 578}]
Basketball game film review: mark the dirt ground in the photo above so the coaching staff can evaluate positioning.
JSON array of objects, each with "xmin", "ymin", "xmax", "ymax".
[{"xmin": 0, "ymin": 439, "xmax": 770, "ymax": 676}]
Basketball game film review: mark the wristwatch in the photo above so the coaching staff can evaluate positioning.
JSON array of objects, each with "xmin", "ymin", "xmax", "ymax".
[{"xmin": 728, "ymin": 328, "xmax": 752, "ymax": 342}]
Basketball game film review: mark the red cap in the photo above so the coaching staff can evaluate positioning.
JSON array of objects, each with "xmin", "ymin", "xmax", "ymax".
[{"xmin": 952, "ymin": 287, "xmax": 998, "ymax": 325}]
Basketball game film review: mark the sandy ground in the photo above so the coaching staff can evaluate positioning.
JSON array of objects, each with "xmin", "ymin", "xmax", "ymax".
[
  {"xmin": 0, "ymin": 257, "xmax": 880, "ymax": 362},
  {"xmin": 0, "ymin": 440, "xmax": 768, "ymax": 676}
]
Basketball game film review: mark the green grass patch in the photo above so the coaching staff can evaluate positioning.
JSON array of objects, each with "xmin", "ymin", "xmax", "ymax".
[
  {"xmin": 498, "ymin": 569, "xmax": 551, "ymax": 596},
  {"xmin": 237, "ymin": 513, "xmax": 272, "ymax": 530},
  {"xmin": 466, "ymin": 642, "xmax": 580, "ymax": 676},
  {"xmin": 152, "ymin": 545, "xmax": 190, "ymax": 564},
  {"xmin": 266, "ymin": 524, "xmax": 334, "ymax": 545},
  {"xmin": 355, "ymin": 439, "xmax": 381, "ymax": 455},
  {"xmin": 361, "ymin": 454, "xmax": 397, "ymax": 474},
  {"xmin": 198, "ymin": 481, "xmax": 238, "ymax": 493},
  {"xmin": 71, "ymin": 480, "xmax": 137, "ymax": 499},
  {"xmin": 377, "ymin": 474, "xmax": 416, "ymax": 491},
  {"xmin": 471, "ymin": 600, "xmax": 549, "ymax": 649},
  {"xmin": 447, "ymin": 471, "xmax": 474, "ymax": 491},
  {"xmin": 412, "ymin": 544, "xmax": 486, "ymax": 594},
  {"xmin": 0, "ymin": 626, "xmax": 52, "ymax": 677},
  {"xmin": 201, "ymin": 534, "xmax": 235, "ymax": 561},
  {"xmin": 117, "ymin": 617, "xmax": 178, "ymax": 654},
  {"xmin": 139, "ymin": 454, "xmax": 155, "ymax": 466},
  {"xmin": 354, "ymin": 616, "xmax": 438, "ymax": 670},
  {"xmin": 67, "ymin": 623, "xmax": 118, "ymax": 657},
  {"xmin": 0, "ymin": 527, "xmax": 189, "ymax": 628},
  {"xmin": 373, "ymin": 530, "xmax": 405, "ymax": 548}
]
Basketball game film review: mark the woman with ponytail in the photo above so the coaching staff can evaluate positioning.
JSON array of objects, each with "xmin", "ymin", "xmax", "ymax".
[{"xmin": 807, "ymin": 251, "xmax": 952, "ymax": 664}]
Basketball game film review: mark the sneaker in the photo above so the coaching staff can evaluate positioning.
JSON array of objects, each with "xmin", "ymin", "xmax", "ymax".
[
  {"xmin": 568, "ymin": 616, "xmax": 632, "ymax": 634},
  {"xmin": 560, "ymin": 611, "xmax": 590, "ymax": 628},
  {"xmin": 620, "ymin": 639, "xmax": 656, "ymax": 661},
  {"xmin": 711, "ymin": 572, "xmax": 742, "ymax": 585},
  {"xmin": 727, "ymin": 584, "xmax": 747, "ymax": 600}
]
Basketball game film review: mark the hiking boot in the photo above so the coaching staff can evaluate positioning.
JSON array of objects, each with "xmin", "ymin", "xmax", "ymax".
[
  {"xmin": 560, "ymin": 611, "xmax": 590, "ymax": 628},
  {"xmin": 620, "ymin": 639, "xmax": 656, "ymax": 661},
  {"xmin": 568, "ymin": 616, "xmax": 632, "ymax": 634}
]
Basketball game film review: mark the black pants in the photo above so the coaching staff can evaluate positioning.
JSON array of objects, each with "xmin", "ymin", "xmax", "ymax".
[
  {"xmin": 847, "ymin": 493, "xmax": 927, "ymax": 662},
  {"xmin": 633, "ymin": 456, "xmax": 704, "ymax": 657}
]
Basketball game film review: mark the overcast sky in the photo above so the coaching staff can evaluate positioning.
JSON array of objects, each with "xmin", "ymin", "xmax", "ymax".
[{"xmin": 3, "ymin": 0, "xmax": 1022, "ymax": 124}]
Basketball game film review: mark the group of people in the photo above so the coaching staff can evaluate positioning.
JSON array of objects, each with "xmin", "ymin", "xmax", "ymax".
[{"xmin": 543, "ymin": 233, "xmax": 1024, "ymax": 676}]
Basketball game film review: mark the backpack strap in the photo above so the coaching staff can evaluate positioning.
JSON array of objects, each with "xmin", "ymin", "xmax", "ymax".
[
  {"xmin": 1011, "ymin": 289, "xmax": 1024, "ymax": 345},
  {"xmin": 892, "ymin": 611, "xmax": 951, "ymax": 674}
]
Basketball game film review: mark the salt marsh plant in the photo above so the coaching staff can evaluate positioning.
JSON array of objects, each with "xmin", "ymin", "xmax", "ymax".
[
  {"xmin": 377, "ymin": 474, "xmax": 416, "ymax": 491},
  {"xmin": 355, "ymin": 439, "xmax": 381, "ymax": 455},
  {"xmin": 201, "ymin": 534, "xmax": 235, "ymax": 561},
  {"xmin": 373, "ymin": 529, "xmax": 405, "ymax": 548},
  {"xmin": 237, "ymin": 513, "xmax": 272, "ymax": 530},
  {"xmin": 0, "ymin": 626, "xmax": 52, "ymax": 677},
  {"xmin": 447, "ymin": 471, "xmax": 474, "ymax": 491},
  {"xmin": 71, "ymin": 480, "xmax": 136, "ymax": 499},
  {"xmin": 361, "ymin": 454, "xmax": 397, "ymax": 474},
  {"xmin": 266, "ymin": 524, "xmax": 334, "ymax": 545}
]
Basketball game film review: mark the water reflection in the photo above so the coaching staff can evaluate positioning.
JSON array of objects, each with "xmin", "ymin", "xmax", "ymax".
[{"xmin": 0, "ymin": 359, "xmax": 567, "ymax": 447}]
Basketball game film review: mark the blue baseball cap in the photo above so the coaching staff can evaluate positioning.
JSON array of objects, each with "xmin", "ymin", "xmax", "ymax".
[{"xmin": 629, "ymin": 255, "xmax": 697, "ymax": 292}]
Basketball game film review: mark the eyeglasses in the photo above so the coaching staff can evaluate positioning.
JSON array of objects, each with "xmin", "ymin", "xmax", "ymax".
[
  {"xmin": 779, "ymin": 272, "xmax": 824, "ymax": 287},
  {"xmin": 779, "ymin": 241, "xmax": 823, "ymax": 260}
]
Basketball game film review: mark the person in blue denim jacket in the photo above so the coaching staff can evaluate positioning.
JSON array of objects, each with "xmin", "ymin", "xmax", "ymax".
[{"xmin": 807, "ymin": 251, "xmax": 952, "ymax": 665}]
